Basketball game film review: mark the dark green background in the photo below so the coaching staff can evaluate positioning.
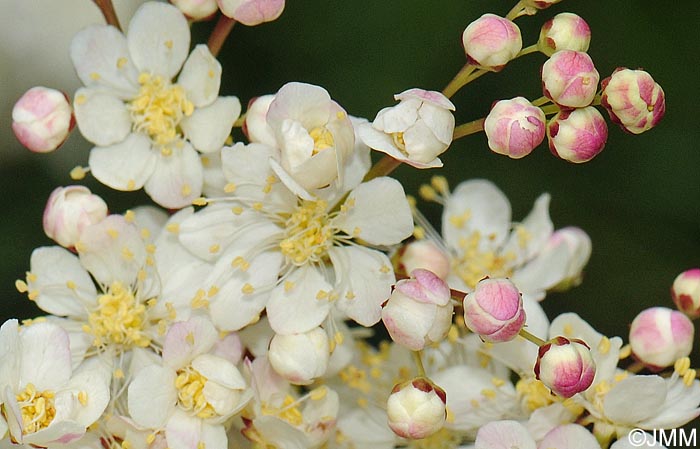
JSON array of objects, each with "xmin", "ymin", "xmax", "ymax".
[{"xmin": 2, "ymin": 0, "xmax": 698, "ymax": 355}]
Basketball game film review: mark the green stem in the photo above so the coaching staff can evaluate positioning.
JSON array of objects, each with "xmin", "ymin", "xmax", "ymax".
[
  {"xmin": 505, "ymin": 0, "xmax": 526, "ymax": 21},
  {"xmin": 519, "ymin": 328, "xmax": 546, "ymax": 347},
  {"xmin": 363, "ymin": 155, "xmax": 402, "ymax": 182},
  {"xmin": 453, "ymin": 118, "xmax": 485, "ymax": 140},
  {"xmin": 413, "ymin": 350, "xmax": 426, "ymax": 377},
  {"xmin": 442, "ymin": 64, "xmax": 476, "ymax": 98},
  {"xmin": 92, "ymin": 0, "xmax": 121, "ymax": 30},
  {"xmin": 531, "ymin": 96, "xmax": 551, "ymax": 107},
  {"xmin": 517, "ymin": 43, "xmax": 540, "ymax": 57},
  {"xmin": 208, "ymin": 15, "xmax": 236, "ymax": 57},
  {"xmin": 540, "ymin": 104, "xmax": 561, "ymax": 116}
]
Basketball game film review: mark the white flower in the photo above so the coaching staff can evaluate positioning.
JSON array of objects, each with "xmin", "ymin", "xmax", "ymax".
[
  {"xmin": 70, "ymin": 2, "xmax": 241, "ymax": 208},
  {"xmin": 0, "ymin": 320, "xmax": 110, "ymax": 447}
]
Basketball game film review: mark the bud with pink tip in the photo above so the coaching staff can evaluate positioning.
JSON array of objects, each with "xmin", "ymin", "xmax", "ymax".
[
  {"xmin": 524, "ymin": 0, "xmax": 563, "ymax": 10},
  {"xmin": 268, "ymin": 326, "xmax": 329, "ymax": 385},
  {"xmin": 671, "ymin": 269, "xmax": 700, "ymax": 318},
  {"xmin": 545, "ymin": 227, "xmax": 592, "ymax": 291},
  {"xmin": 601, "ymin": 68, "xmax": 665, "ymax": 135},
  {"xmin": 218, "ymin": 0, "xmax": 285, "ymax": 26},
  {"xmin": 542, "ymin": 50, "xmax": 599, "ymax": 108},
  {"xmin": 171, "ymin": 0, "xmax": 218, "ymax": 20},
  {"xmin": 538, "ymin": 13, "xmax": 591, "ymax": 57},
  {"xmin": 547, "ymin": 106, "xmax": 608, "ymax": 163},
  {"xmin": 463, "ymin": 278, "xmax": 526, "ymax": 342},
  {"xmin": 629, "ymin": 307, "xmax": 694, "ymax": 368},
  {"xmin": 382, "ymin": 269, "xmax": 453, "ymax": 351},
  {"xmin": 387, "ymin": 377, "xmax": 447, "ymax": 439},
  {"xmin": 462, "ymin": 14, "xmax": 522, "ymax": 72},
  {"xmin": 12, "ymin": 86, "xmax": 74, "ymax": 153},
  {"xmin": 535, "ymin": 336, "xmax": 596, "ymax": 398},
  {"xmin": 43, "ymin": 186, "xmax": 108, "ymax": 248},
  {"xmin": 400, "ymin": 240, "xmax": 451, "ymax": 280},
  {"xmin": 484, "ymin": 97, "xmax": 546, "ymax": 159}
]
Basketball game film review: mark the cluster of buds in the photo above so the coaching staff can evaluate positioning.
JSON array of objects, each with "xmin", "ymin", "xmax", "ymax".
[{"xmin": 171, "ymin": 0, "xmax": 285, "ymax": 25}]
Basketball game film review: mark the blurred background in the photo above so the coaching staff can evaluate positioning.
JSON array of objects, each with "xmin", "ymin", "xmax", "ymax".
[{"xmin": 1, "ymin": 0, "xmax": 698, "ymax": 352}]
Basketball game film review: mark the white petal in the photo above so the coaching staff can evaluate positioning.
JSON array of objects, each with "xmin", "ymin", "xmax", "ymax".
[
  {"xmin": 373, "ymin": 101, "xmax": 420, "ymax": 133},
  {"xmin": 335, "ymin": 177, "xmax": 413, "ymax": 246},
  {"xmin": 330, "ymin": 246, "xmax": 394, "ymax": 326},
  {"xmin": 603, "ymin": 376, "xmax": 666, "ymax": 424},
  {"xmin": 181, "ymin": 96, "xmax": 241, "ymax": 153},
  {"xmin": 475, "ymin": 420, "xmax": 536, "ymax": 449},
  {"xmin": 74, "ymin": 88, "xmax": 131, "ymax": 146},
  {"xmin": 267, "ymin": 266, "xmax": 332, "ymax": 335},
  {"xmin": 418, "ymin": 102, "xmax": 455, "ymax": 145},
  {"xmin": 19, "ymin": 322, "xmax": 72, "ymax": 391},
  {"xmin": 250, "ymin": 415, "xmax": 309, "ymax": 449},
  {"xmin": 0, "ymin": 320, "xmax": 20, "ymax": 389},
  {"xmin": 193, "ymin": 354, "xmax": 246, "ymax": 390},
  {"xmin": 164, "ymin": 409, "xmax": 202, "ymax": 449},
  {"xmin": 144, "ymin": 143, "xmax": 203, "ymax": 209},
  {"xmin": 511, "ymin": 242, "xmax": 570, "ymax": 295},
  {"xmin": 21, "ymin": 419, "xmax": 86, "ymax": 447},
  {"xmin": 267, "ymin": 82, "xmax": 331, "ymax": 130},
  {"xmin": 127, "ymin": 2, "xmax": 190, "ymax": 79},
  {"xmin": 269, "ymin": 157, "xmax": 315, "ymax": 200},
  {"xmin": 162, "ymin": 316, "xmax": 218, "ymax": 369},
  {"xmin": 61, "ymin": 357, "xmax": 111, "ymax": 427},
  {"xmin": 128, "ymin": 364, "xmax": 177, "ymax": 429},
  {"xmin": 538, "ymin": 424, "xmax": 601, "ymax": 449},
  {"xmin": 502, "ymin": 193, "xmax": 554, "ymax": 266},
  {"xmin": 337, "ymin": 405, "xmax": 396, "ymax": 449},
  {"xmin": 177, "ymin": 45, "xmax": 222, "ymax": 108},
  {"xmin": 89, "ymin": 133, "xmax": 157, "ymax": 191}
]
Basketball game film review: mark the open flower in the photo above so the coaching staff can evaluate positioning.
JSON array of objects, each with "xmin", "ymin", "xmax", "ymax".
[{"xmin": 70, "ymin": 2, "xmax": 241, "ymax": 208}]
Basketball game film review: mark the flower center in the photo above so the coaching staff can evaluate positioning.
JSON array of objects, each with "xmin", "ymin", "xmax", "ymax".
[
  {"xmin": 392, "ymin": 132, "xmax": 407, "ymax": 152},
  {"xmin": 261, "ymin": 395, "xmax": 304, "ymax": 426},
  {"xmin": 175, "ymin": 366, "xmax": 217, "ymax": 419},
  {"xmin": 128, "ymin": 73, "xmax": 194, "ymax": 147},
  {"xmin": 309, "ymin": 126, "xmax": 335, "ymax": 155},
  {"xmin": 85, "ymin": 281, "xmax": 151, "ymax": 349},
  {"xmin": 409, "ymin": 428, "xmax": 461, "ymax": 449},
  {"xmin": 15, "ymin": 383, "xmax": 56, "ymax": 435},
  {"xmin": 279, "ymin": 200, "xmax": 333, "ymax": 266},
  {"xmin": 515, "ymin": 378, "xmax": 583, "ymax": 416},
  {"xmin": 451, "ymin": 230, "xmax": 514, "ymax": 289}
]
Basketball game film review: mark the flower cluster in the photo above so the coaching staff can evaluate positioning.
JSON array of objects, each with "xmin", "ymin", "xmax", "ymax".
[{"xmin": 5, "ymin": 1, "xmax": 695, "ymax": 449}]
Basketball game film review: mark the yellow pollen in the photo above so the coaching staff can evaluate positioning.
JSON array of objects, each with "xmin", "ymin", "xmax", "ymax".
[
  {"xmin": 122, "ymin": 441, "xmax": 132, "ymax": 449},
  {"xmin": 78, "ymin": 390, "xmax": 88, "ymax": 406},
  {"xmin": 181, "ymin": 184, "xmax": 192, "ymax": 196},
  {"xmin": 409, "ymin": 427, "xmax": 461, "ymax": 449},
  {"xmin": 16, "ymin": 383, "xmax": 56, "ymax": 435},
  {"xmin": 27, "ymin": 272, "xmax": 37, "ymax": 283},
  {"xmin": 619, "ymin": 344, "xmax": 632, "ymax": 359},
  {"xmin": 357, "ymin": 397, "xmax": 368, "ymax": 408},
  {"xmin": 252, "ymin": 202, "xmax": 263, "ymax": 211},
  {"xmin": 491, "ymin": 377, "xmax": 506, "ymax": 387},
  {"xmin": 379, "ymin": 265, "xmax": 391, "ymax": 274},
  {"xmin": 124, "ymin": 210, "xmax": 136, "ymax": 222},
  {"xmin": 310, "ymin": 386, "xmax": 328, "ymax": 401},
  {"xmin": 481, "ymin": 388, "xmax": 497, "ymax": 399},
  {"xmin": 675, "ymin": 357, "xmax": 691, "ymax": 375},
  {"xmin": 175, "ymin": 366, "xmax": 217, "ymax": 419},
  {"xmin": 166, "ymin": 223, "xmax": 180, "ymax": 234},
  {"xmin": 201, "ymin": 156, "xmax": 211, "ymax": 166},
  {"xmin": 413, "ymin": 226, "xmax": 426, "ymax": 239},
  {"xmin": 242, "ymin": 283, "xmax": 255, "ymax": 294},
  {"xmin": 516, "ymin": 378, "xmax": 557, "ymax": 412},
  {"xmin": 316, "ymin": 290, "xmax": 328, "ymax": 300},
  {"xmin": 284, "ymin": 281, "xmax": 295, "ymax": 292},
  {"xmin": 114, "ymin": 368, "xmax": 125, "ymax": 379},
  {"xmin": 207, "ymin": 69, "xmax": 215, "ymax": 78},
  {"xmin": 15, "ymin": 279, "xmax": 28, "ymax": 293},
  {"xmin": 209, "ymin": 244, "xmax": 220, "ymax": 254},
  {"xmin": 334, "ymin": 331, "xmax": 344, "ymax": 346},
  {"xmin": 89, "ymin": 72, "xmax": 100, "ymax": 80},
  {"xmin": 515, "ymin": 225, "xmax": 532, "ymax": 248},
  {"xmin": 452, "ymin": 230, "xmax": 514, "ymax": 289},
  {"xmin": 563, "ymin": 324, "xmax": 574, "ymax": 336},
  {"xmin": 345, "ymin": 291, "xmax": 355, "ymax": 300},
  {"xmin": 208, "ymin": 286, "xmax": 219, "ymax": 297},
  {"xmin": 28, "ymin": 290, "xmax": 39, "ymax": 301},
  {"xmin": 261, "ymin": 395, "xmax": 304, "ymax": 426},
  {"xmin": 308, "ymin": 126, "xmax": 335, "ymax": 154},
  {"xmin": 279, "ymin": 199, "xmax": 333, "ymax": 266},
  {"xmin": 683, "ymin": 369, "xmax": 696, "ymax": 387},
  {"xmin": 185, "ymin": 332, "xmax": 195, "ymax": 345},
  {"xmin": 70, "ymin": 166, "xmax": 88, "ymax": 180},
  {"xmin": 419, "ymin": 184, "xmax": 437, "ymax": 201},
  {"xmin": 430, "ymin": 176, "xmax": 450, "ymax": 195},
  {"xmin": 75, "ymin": 94, "xmax": 87, "ymax": 105},
  {"xmin": 597, "ymin": 336, "xmax": 611, "ymax": 355},
  {"xmin": 231, "ymin": 256, "xmax": 250, "ymax": 271},
  {"xmin": 116, "ymin": 57, "xmax": 128, "ymax": 69},
  {"xmin": 231, "ymin": 206, "xmax": 243, "ymax": 215},
  {"xmin": 193, "ymin": 197, "xmax": 208, "ymax": 206},
  {"xmin": 164, "ymin": 40, "xmax": 173, "ymax": 49},
  {"xmin": 145, "ymin": 243, "xmax": 156, "ymax": 253},
  {"xmin": 391, "ymin": 132, "xmax": 406, "ymax": 152},
  {"xmin": 146, "ymin": 434, "xmax": 156, "ymax": 444},
  {"xmin": 224, "ymin": 183, "xmax": 237, "ymax": 193},
  {"xmin": 85, "ymin": 281, "xmax": 150, "ymax": 349},
  {"xmin": 121, "ymin": 246, "xmax": 134, "ymax": 261},
  {"xmin": 197, "ymin": 442, "xmax": 205, "ymax": 449},
  {"xmin": 127, "ymin": 179, "xmax": 136, "ymax": 190},
  {"xmin": 338, "ymin": 365, "xmax": 372, "ymax": 393}
]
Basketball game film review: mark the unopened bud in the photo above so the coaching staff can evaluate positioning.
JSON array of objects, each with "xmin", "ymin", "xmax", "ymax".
[
  {"xmin": 671, "ymin": 269, "xmax": 700, "ymax": 318},
  {"xmin": 268, "ymin": 326, "xmax": 329, "ymax": 385},
  {"xmin": 382, "ymin": 269, "xmax": 453, "ymax": 351},
  {"xmin": 43, "ymin": 186, "xmax": 108, "ymax": 248},
  {"xmin": 629, "ymin": 307, "xmax": 694, "ymax": 368},
  {"xmin": 545, "ymin": 227, "xmax": 592, "ymax": 291},
  {"xmin": 400, "ymin": 240, "xmax": 451, "ymax": 280},
  {"xmin": 523, "ymin": 0, "xmax": 563, "ymax": 10},
  {"xmin": 535, "ymin": 336, "xmax": 596, "ymax": 398},
  {"xmin": 218, "ymin": 0, "xmax": 285, "ymax": 26},
  {"xmin": 538, "ymin": 13, "xmax": 591, "ymax": 57},
  {"xmin": 484, "ymin": 97, "xmax": 546, "ymax": 159},
  {"xmin": 547, "ymin": 106, "xmax": 608, "ymax": 163},
  {"xmin": 12, "ymin": 86, "xmax": 74, "ymax": 153},
  {"xmin": 171, "ymin": 0, "xmax": 218, "ymax": 20},
  {"xmin": 463, "ymin": 278, "xmax": 526, "ymax": 342},
  {"xmin": 243, "ymin": 95, "xmax": 277, "ymax": 147},
  {"xmin": 542, "ymin": 50, "xmax": 599, "ymax": 108},
  {"xmin": 462, "ymin": 14, "xmax": 522, "ymax": 72},
  {"xmin": 600, "ymin": 68, "xmax": 665, "ymax": 135},
  {"xmin": 387, "ymin": 377, "xmax": 447, "ymax": 439}
]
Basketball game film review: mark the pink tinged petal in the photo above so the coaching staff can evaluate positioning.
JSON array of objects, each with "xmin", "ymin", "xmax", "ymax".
[
  {"xmin": 220, "ymin": 0, "xmax": 286, "ymax": 26},
  {"xmin": 20, "ymin": 419, "xmax": 86, "ymax": 447},
  {"xmin": 475, "ymin": 420, "xmax": 536, "ymax": 449},
  {"xmin": 373, "ymin": 100, "xmax": 420, "ymax": 134},
  {"xmin": 336, "ymin": 177, "xmax": 414, "ymax": 246},
  {"xmin": 329, "ymin": 246, "xmax": 395, "ymax": 326},
  {"xmin": 165, "ymin": 409, "xmax": 203, "ymax": 449},
  {"xmin": 395, "ymin": 88, "xmax": 456, "ymax": 111},
  {"xmin": 267, "ymin": 266, "xmax": 332, "ymax": 335},
  {"xmin": 127, "ymin": 2, "xmax": 190, "ymax": 79},
  {"xmin": 19, "ymin": 322, "xmax": 72, "ymax": 391},
  {"xmin": 382, "ymin": 291, "xmax": 437, "ymax": 351},
  {"xmin": 128, "ymin": 364, "xmax": 177, "ymax": 429},
  {"xmin": 70, "ymin": 25, "xmax": 138, "ymax": 93},
  {"xmin": 89, "ymin": 133, "xmax": 157, "ymax": 191},
  {"xmin": 144, "ymin": 143, "xmax": 204, "ymax": 209},
  {"xmin": 538, "ymin": 424, "xmax": 601, "ymax": 449},
  {"xmin": 177, "ymin": 45, "xmax": 222, "ymax": 108},
  {"xmin": 162, "ymin": 316, "xmax": 218, "ymax": 369},
  {"xmin": 29, "ymin": 246, "xmax": 95, "ymax": 317},
  {"xmin": 181, "ymin": 96, "xmax": 241, "ymax": 153},
  {"xmin": 0, "ymin": 320, "xmax": 21, "ymax": 388},
  {"xmin": 603, "ymin": 375, "xmax": 666, "ymax": 424},
  {"xmin": 73, "ymin": 88, "xmax": 131, "ymax": 146},
  {"xmin": 244, "ymin": 94, "xmax": 277, "ymax": 146},
  {"xmin": 60, "ymin": 357, "xmax": 111, "ymax": 427},
  {"xmin": 12, "ymin": 87, "xmax": 74, "ymax": 154}
]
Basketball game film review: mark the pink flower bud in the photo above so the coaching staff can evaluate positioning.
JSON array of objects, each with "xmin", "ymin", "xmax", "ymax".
[
  {"xmin": 484, "ymin": 97, "xmax": 546, "ymax": 159},
  {"xmin": 462, "ymin": 14, "xmax": 522, "ymax": 71},
  {"xmin": 43, "ymin": 186, "xmax": 108, "ymax": 248},
  {"xmin": 671, "ymin": 269, "xmax": 700, "ymax": 318},
  {"xmin": 600, "ymin": 68, "xmax": 665, "ymax": 135},
  {"xmin": 387, "ymin": 377, "xmax": 447, "ymax": 439},
  {"xmin": 524, "ymin": 0, "xmax": 563, "ymax": 10},
  {"xmin": 217, "ymin": 0, "xmax": 285, "ymax": 26},
  {"xmin": 268, "ymin": 327, "xmax": 329, "ymax": 385},
  {"xmin": 170, "ymin": 0, "xmax": 218, "ymax": 20},
  {"xmin": 547, "ymin": 106, "xmax": 608, "ymax": 163},
  {"xmin": 400, "ymin": 240, "xmax": 451, "ymax": 280},
  {"xmin": 12, "ymin": 86, "xmax": 74, "ymax": 153},
  {"xmin": 542, "ymin": 50, "xmax": 599, "ymax": 108},
  {"xmin": 538, "ymin": 13, "xmax": 591, "ymax": 57},
  {"xmin": 382, "ymin": 269, "xmax": 453, "ymax": 351},
  {"xmin": 534, "ymin": 336, "xmax": 596, "ymax": 398},
  {"xmin": 463, "ymin": 278, "xmax": 526, "ymax": 342},
  {"xmin": 629, "ymin": 307, "xmax": 694, "ymax": 368}
]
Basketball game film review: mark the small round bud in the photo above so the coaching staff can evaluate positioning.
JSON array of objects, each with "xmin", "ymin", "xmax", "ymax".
[
  {"xmin": 545, "ymin": 227, "xmax": 592, "ymax": 291},
  {"xmin": 12, "ymin": 86, "xmax": 74, "ymax": 153},
  {"xmin": 629, "ymin": 307, "xmax": 694, "ymax": 368},
  {"xmin": 382, "ymin": 269, "xmax": 453, "ymax": 351},
  {"xmin": 547, "ymin": 106, "xmax": 608, "ymax": 163},
  {"xmin": 671, "ymin": 269, "xmax": 700, "ymax": 318},
  {"xmin": 600, "ymin": 68, "xmax": 666, "ymax": 135},
  {"xmin": 534, "ymin": 336, "xmax": 596, "ymax": 398},
  {"xmin": 170, "ymin": 0, "xmax": 218, "ymax": 21},
  {"xmin": 217, "ymin": 0, "xmax": 285, "ymax": 26},
  {"xmin": 462, "ymin": 14, "xmax": 522, "ymax": 71},
  {"xmin": 538, "ymin": 13, "xmax": 591, "ymax": 57},
  {"xmin": 400, "ymin": 240, "xmax": 451, "ymax": 280},
  {"xmin": 542, "ymin": 50, "xmax": 599, "ymax": 108},
  {"xmin": 387, "ymin": 377, "xmax": 447, "ymax": 439},
  {"xmin": 523, "ymin": 0, "xmax": 563, "ymax": 10},
  {"xmin": 43, "ymin": 186, "xmax": 108, "ymax": 248},
  {"xmin": 463, "ymin": 278, "xmax": 526, "ymax": 342},
  {"xmin": 484, "ymin": 97, "xmax": 546, "ymax": 159},
  {"xmin": 268, "ymin": 327, "xmax": 329, "ymax": 385}
]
